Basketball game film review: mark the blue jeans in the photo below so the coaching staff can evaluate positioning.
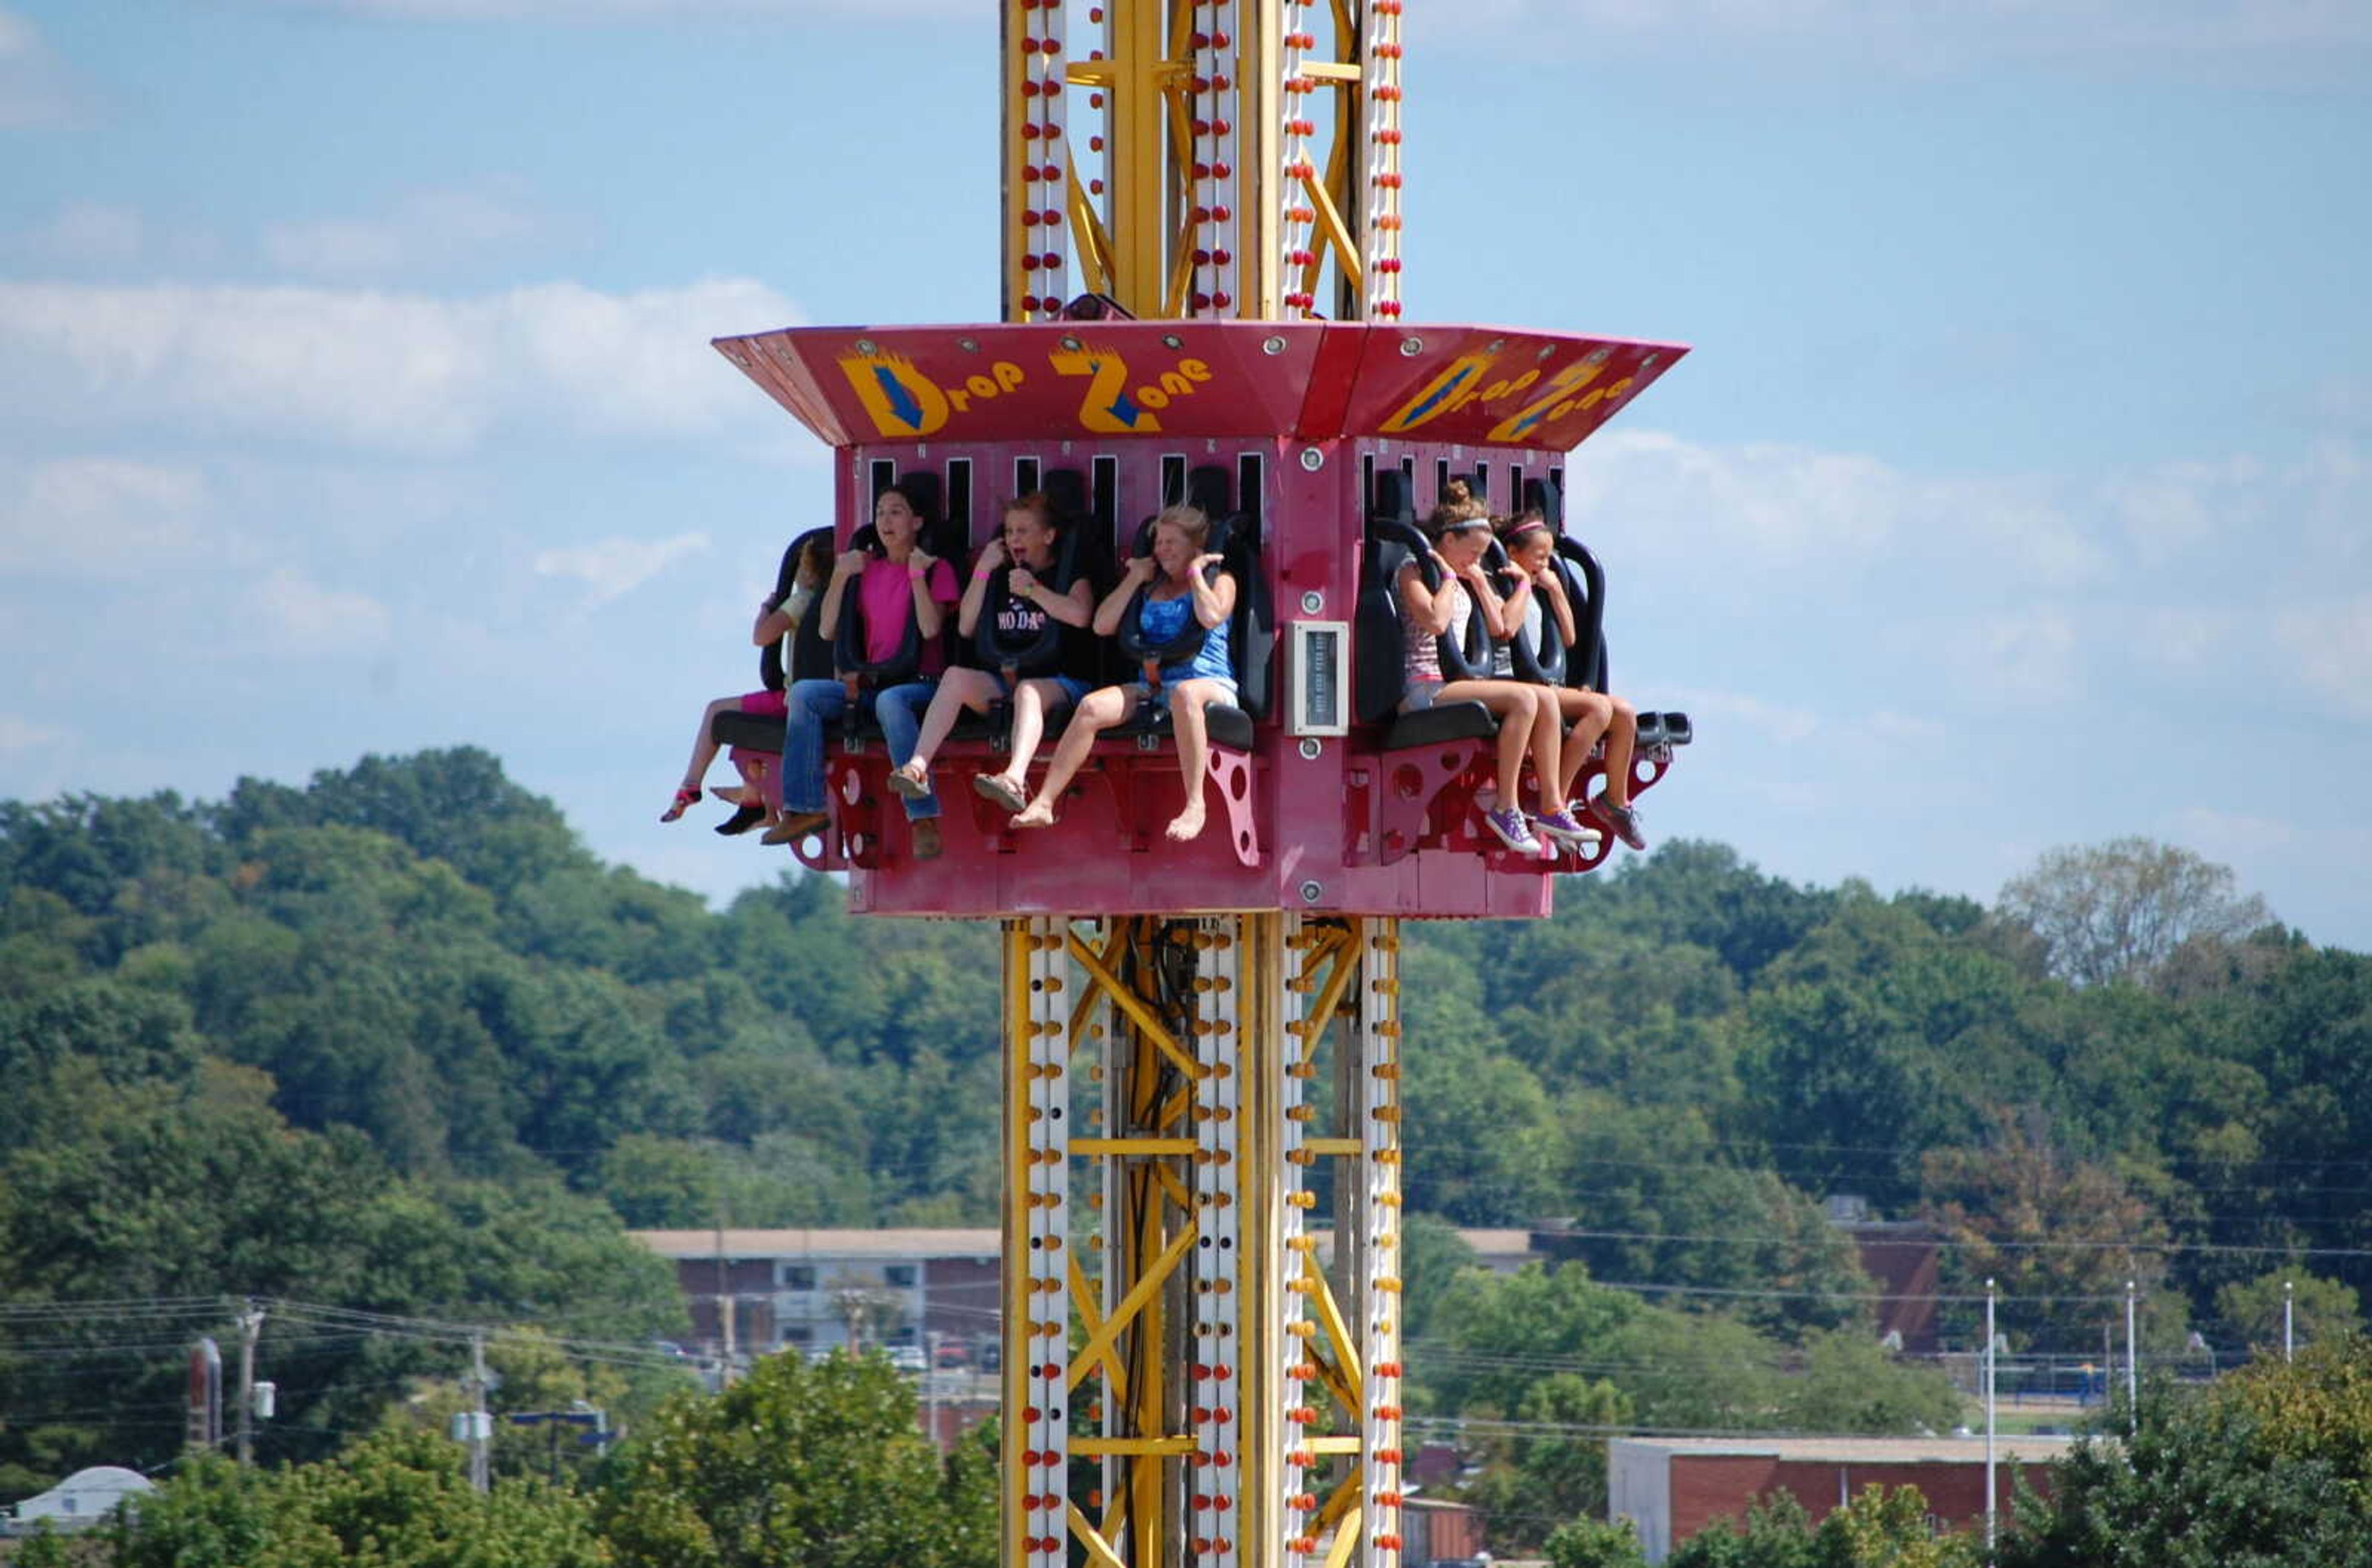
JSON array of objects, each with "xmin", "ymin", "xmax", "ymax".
[
  {"xmin": 873, "ymin": 681, "xmax": 939, "ymax": 820},
  {"xmin": 780, "ymin": 678, "xmax": 941, "ymax": 819},
  {"xmin": 781, "ymin": 678, "xmax": 848, "ymax": 814}
]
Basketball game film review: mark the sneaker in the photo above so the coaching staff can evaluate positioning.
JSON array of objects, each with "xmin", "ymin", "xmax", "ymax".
[
  {"xmin": 1534, "ymin": 808, "xmax": 1597, "ymax": 849},
  {"xmin": 1585, "ymin": 794, "xmax": 1647, "ymax": 851},
  {"xmin": 1482, "ymin": 806, "xmax": 1542, "ymax": 855}
]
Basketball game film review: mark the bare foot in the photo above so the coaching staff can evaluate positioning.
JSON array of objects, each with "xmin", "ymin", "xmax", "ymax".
[
  {"xmin": 1164, "ymin": 803, "xmax": 1208, "ymax": 842},
  {"xmin": 1010, "ymin": 800, "xmax": 1058, "ymax": 829}
]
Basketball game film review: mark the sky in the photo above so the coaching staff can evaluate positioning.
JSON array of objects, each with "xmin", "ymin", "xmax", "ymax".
[{"xmin": 1, "ymin": 1, "xmax": 2366, "ymax": 947}]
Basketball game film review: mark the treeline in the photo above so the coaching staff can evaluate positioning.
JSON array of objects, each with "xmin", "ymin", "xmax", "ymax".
[{"xmin": 5, "ymin": 749, "xmax": 2370, "ymax": 1531}]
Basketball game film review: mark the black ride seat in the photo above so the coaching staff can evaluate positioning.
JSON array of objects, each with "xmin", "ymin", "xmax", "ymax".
[
  {"xmin": 1101, "ymin": 471, "xmax": 1269, "ymax": 753},
  {"xmin": 1352, "ymin": 469, "xmax": 1496, "ymax": 750}
]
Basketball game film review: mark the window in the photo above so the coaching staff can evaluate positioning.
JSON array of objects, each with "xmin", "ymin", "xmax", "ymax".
[
  {"xmin": 1434, "ymin": 457, "xmax": 1452, "ymax": 509},
  {"xmin": 1160, "ymin": 454, "xmax": 1188, "ymax": 509},
  {"xmin": 1237, "ymin": 452, "xmax": 1265, "ymax": 521},
  {"xmin": 1014, "ymin": 456, "xmax": 1041, "ymax": 498},
  {"xmin": 946, "ymin": 458, "xmax": 973, "ymax": 538},
  {"xmin": 780, "ymin": 1264, "xmax": 815, "ymax": 1291},
  {"xmin": 868, "ymin": 459, "xmax": 898, "ymax": 508},
  {"xmin": 1091, "ymin": 455, "xmax": 1120, "ymax": 531},
  {"xmin": 1471, "ymin": 462, "xmax": 1491, "ymax": 508},
  {"xmin": 883, "ymin": 1264, "xmax": 918, "ymax": 1288},
  {"xmin": 1361, "ymin": 453, "xmax": 1376, "ymax": 517}
]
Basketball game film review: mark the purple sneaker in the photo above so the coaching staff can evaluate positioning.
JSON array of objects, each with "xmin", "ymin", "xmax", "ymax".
[
  {"xmin": 1534, "ymin": 808, "xmax": 1598, "ymax": 849},
  {"xmin": 1482, "ymin": 806, "xmax": 1543, "ymax": 855},
  {"xmin": 1586, "ymin": 793, "xmax": 1647, "ymax": 851}
]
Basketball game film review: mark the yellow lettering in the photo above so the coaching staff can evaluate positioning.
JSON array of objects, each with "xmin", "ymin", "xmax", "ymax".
[
  {"xmin": 1050, "ymin": 346, "xmax": 1162, "ymax": 434},
  {"xmin": 1484, "ymin": 356, "xmax": 1610, "ymax": 445},
  {"xmin": 1177, "ymin": 358, "xmax": 1213, "ymax": 383},
  {"xmin": 965, "ymin": 373, "xmax": 998, "ymax": 400},
  {"xmin": 993, "ymin": 360, "xmax": 1027, "ymax": 392},
  {"xmin": 1158, "ymin": 369, "xmax": 1194, "ymax": 398},
  {"xmin": 837, "ymin": 352, "xmax": 950, "ymax": 438},
  {"xmin": 1380, "ymin": 351, "xmax": 1498, "ymax": 434}
]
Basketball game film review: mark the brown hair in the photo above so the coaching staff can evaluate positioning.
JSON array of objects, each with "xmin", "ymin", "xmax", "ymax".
[
  {"xmin": 1000, "ymin": 492, "xmax": 1058, "ymax": 531},
  {"xmin": 1497, "ymin": 508, "xmax": 1553, "ymax": 549}
]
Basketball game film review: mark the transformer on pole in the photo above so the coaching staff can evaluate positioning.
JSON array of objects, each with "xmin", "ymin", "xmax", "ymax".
[{"xmin": 707, "ymin": 4, "xmax": 1693, "ymax": 1562}]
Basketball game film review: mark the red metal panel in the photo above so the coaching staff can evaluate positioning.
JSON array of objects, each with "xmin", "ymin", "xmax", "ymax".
[
  {"xmin": 1334, "ymin": 324, "xmax": 1685, "ymax": 451},
  {"xmin": 711, "ymin": 320, "xmax": 1689, "ymax": 453}
]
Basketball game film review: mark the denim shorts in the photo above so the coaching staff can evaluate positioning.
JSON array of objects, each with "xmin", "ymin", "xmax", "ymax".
[
  {"xmin": 998, "ymin": 671, "xmax": 1090, "ymax": 706},
  {"xmin": 1400, "ymin": 679, "xmax": 1443, "ymax": 713}
]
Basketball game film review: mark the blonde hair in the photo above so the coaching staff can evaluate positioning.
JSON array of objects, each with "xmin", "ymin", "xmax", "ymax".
[{"xmin": 1151, "ymin": 503, "xmax": 1210, "ymax": 550}]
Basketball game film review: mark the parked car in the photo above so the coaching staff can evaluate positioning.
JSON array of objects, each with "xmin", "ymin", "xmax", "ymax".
[
  {"xmin": 935, "ymin": 1340, "xmax": 971, "ymax": 1369},
  {"xmin": 887, "ymin": 1344, "xmax": 927, "ymax": 1373}
]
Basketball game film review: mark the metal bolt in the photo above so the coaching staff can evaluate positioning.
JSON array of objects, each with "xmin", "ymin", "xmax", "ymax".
[
  {"xmin": 1298, "ymin": 448, "xmax": 1323, "ymax": 471},
  {"xmin": 1398, "ymin": 337, "xmax": 1423, "ymax": 356},
  {"xmin": 1262, "ymin": 335, "xmax": 1287, "ymax": 356},
  {"xmin": 958, "ymin": 337, "xmax": 980, "ymax": 352},
  {"xmin": 1297, "ymin": 738, "xmax": 1322, "ymax": 761},
  {"xmin": 854, "ymin": 338, "xmax": 877, "ymax": 354},
  {"xmin": 1298, "ymin": 590, "xmax": 1323, "ymax": 614},
  {"xmin": 1298, "ymin": 880, "xmax": 1324, "ymax": 904},
  {"xmin": 1163, "ymin": 333, "xmax": 1185, "ymax": 350}
]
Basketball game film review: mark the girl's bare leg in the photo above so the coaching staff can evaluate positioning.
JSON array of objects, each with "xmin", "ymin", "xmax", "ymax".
[
  {"xmin": 1602, "ymin": 696, "xmax": 1641, "ymax": 808},
  {"xmin": 1440, "ymin": 679, "xmax": 1545, "ymax": 807},
  {"xmin": 1525, "ymin": 688, "xmax": 1563, "ymax": 813},
  {"xmin": 1012, "ymin": 685, "xmax": 1134, "ymax": 828},
  {"xmin": 1164, "ymin": 680, "xmax": 1226, "ymax": 841},
  {"xmin": 667, "ymin": 695, "xmax": 739, "ymax": 817},
  {"xmin": 1557, "ymin": 690, "xmax": 1615, "ymax": 805},
  {"xmin": 894, "ymin": 668, "xmax": 999, "ymax": 786},
  {"xmin": 999, "ymin": 678, "xmax": 1064, "ymax": 787}
]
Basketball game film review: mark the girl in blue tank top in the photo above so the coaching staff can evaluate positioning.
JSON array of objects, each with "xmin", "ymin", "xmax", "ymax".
[{"xmin": 1006, "ymin": 504, "xmax": 1240, "ymax": 844}]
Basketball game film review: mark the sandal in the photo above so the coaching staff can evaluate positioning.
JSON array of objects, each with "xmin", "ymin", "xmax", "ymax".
[
  {"xmin": 888, "ymin": 765, "xmax": 932, "ymax": 800},
  {"xmin": 660, "ymin": 785, "xmax": 701, "ymax": 824},
  {"xmin": 972, "ymin": 773, "xmax": 1028, "ymax": 813}
]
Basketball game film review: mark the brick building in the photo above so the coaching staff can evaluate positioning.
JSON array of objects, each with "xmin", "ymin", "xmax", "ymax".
[
  {"xmin": 632, "ymin": 1228, "xmax": 1003, "ymax": 1362},
  {"xmin": 1608, "ymin": 1435, "xmax": 2074, "ymax": 1564}
]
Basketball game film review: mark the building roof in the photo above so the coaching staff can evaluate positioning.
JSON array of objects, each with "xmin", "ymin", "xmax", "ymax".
[
  {"xmin": 632, "ymin": 1228, "xmax": 1001, "ymax": 1260},
  {"xmin": 633, "ymin": 1226, "xmax": 1542, "ymax": 1265},
  {"xmin": 1611, "ymin": 1435, "xmax": 2081, "ymax": 1465}
]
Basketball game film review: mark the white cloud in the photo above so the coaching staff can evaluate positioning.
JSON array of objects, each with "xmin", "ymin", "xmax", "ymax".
[
  {"xmin": 243, "ymin": 567, "xmax": 393, "ymax": 652},
  {"xmin": 1659, "ymin": 684, "xmax": 1819, "ymax": 744},
  {"xmin": 2276, "ymin": 597, "xmax": 2372, "ymax": 719},
  {"xmin": 0, "ymin": 4, "xmax": 71, "ymax": 127},
  {"xmin": 261, "ymin": 186, "xmax": 547, "ymax": 280},
  {"xmin": 0, "ymin": 276, "xmax": 805, "ymax": 454},
  {"xmin": 1964, "ymin": 610, "xmax": 2081, "ymax": 703},
  {"xmin": 2104, "ymin": 454, "xmax": 2266, "ymax": 564},
  {"xmin": 534, "ymin": 530, "xmax": 710, "ymax": 607},
  {"xmin": 1578, "ymin": 429, "xmax": 2106, "ymax": 587},
  {"xmin": 0, "ymin": 457, "xmax": 210, "ymax": 576},
  {"xmin": 0, "ymin": 713, "xmax": 62, "ymax": 756}
]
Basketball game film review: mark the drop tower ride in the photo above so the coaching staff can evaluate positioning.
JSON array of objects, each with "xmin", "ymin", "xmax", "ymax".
[{"xmin": 707, "ymin": 5, "xmax": 1693, "ymax": 1564}]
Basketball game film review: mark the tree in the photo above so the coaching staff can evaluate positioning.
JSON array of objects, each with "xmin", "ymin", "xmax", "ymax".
[
  {"xmin": 2215, "ymin": 1269, "xmax": 2363, "ymax": 1354},
  {"xmin": 109, "ymin": 1434, "xmax": 608, "ymax": 1568},
  {"xmin": 1669, "ymin": 1485, "xmax": 1981, "ymax": 1568},
  {"xmin": 1998, "ymin": 837, "xmax": 2273, "ymax": 989},
  {"xmin": 594, "ymin": 1350, "xmax": 991, "ymax": 1568},
  {"xmin": 1920, "ymin": 1114, "xmax": 2175, "ymax": 1353},
  {"xmin": 1999, "ymin": 1335, "xmax": 2372, "ymax": 1568}
]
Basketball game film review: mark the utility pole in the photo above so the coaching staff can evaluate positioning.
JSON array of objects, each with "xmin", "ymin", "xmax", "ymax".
[
  {"xmin": 468, "ymin": 1331, "xmax": 490, "ymax": 1493},
  {"xmin": 1983, "ymin": 1280, "xmax": 1997, "ymax": 1558},
  {"xmin": 925, "ymin": 1330, "xmax": 942, "ymax": 1453},
  {"xmin": 235, "ymin": 1301, "xmax": 264, "ymax": 1465},
  {"xmin": 2124, "ymin": 1280, "xmax": 2139, "ymax": 1428},
  {"xmin": 2285, "ymin": 1278, "xmax": 2296, "ymax": 1362}
]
